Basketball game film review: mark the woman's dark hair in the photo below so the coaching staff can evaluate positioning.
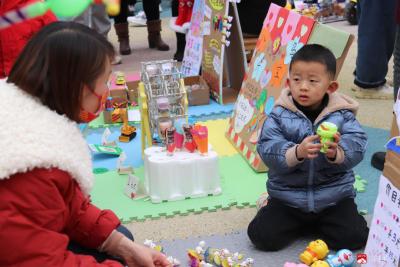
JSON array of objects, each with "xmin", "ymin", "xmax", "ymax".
[{"xmin": 7, "ymin": 21, "xmax": 115, "ymax": 122}]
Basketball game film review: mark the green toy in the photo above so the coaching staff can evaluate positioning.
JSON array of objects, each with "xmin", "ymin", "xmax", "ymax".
[{"xmin": 317, "ymin": 122, "xmax": 338, "ymax": 153}]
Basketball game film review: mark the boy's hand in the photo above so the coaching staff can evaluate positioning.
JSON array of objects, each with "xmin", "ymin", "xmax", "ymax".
[
  {"xmin": 324, "ymin": 132, "xmax": 341, "ymax": 160},
  {"xmin": 297, "ymin": 135, "xmax": 322, "ymax": 160}
]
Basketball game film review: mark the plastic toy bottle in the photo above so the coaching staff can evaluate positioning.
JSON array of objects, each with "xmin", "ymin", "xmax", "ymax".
[
  {"xmin": 299, "ymin": 239, "xmax": 329, "ymax": 265},
  {"xmin": 325, "ymin": 249, "xmax": 355, "ymax": 267},
  {"xmin": 316, "ymin": 122, "xmax": 338, "ymax": 153},
  {"xmin": 165, "ymin": 127, "xmax": 176, "ymax": 156},
  {"xmin": 183, "ymin": 124, "xmax": 196, "ymax": 152},
  {"xmin": 174, "ymin": 118, "xmax": 185, "ymax": 150}
]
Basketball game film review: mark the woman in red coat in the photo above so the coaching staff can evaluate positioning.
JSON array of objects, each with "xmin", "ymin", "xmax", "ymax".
[
  {"xmin": 0, "ymin": 21, "xmax": 170, "ymax": 267},
  {"xmin": 0, "ymin": 0, "xmax": 57, "ymax": 78}
]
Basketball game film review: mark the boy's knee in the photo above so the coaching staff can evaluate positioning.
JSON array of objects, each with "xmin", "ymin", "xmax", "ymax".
[
  {"xmin": 247, "ymin": 221, "xmax": 285, "ymax": 251},
  {"xmin": 328, "ymin": 227, "xmax": 368, "ymax": 250}
]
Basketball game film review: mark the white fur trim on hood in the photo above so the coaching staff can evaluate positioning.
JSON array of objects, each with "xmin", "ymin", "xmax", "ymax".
[{"xmin": 0, "ymin": 79, "xmax": 94, "ymax": 195}]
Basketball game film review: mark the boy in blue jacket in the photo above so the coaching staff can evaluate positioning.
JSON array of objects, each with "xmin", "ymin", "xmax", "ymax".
[{"xmin": 248, "ymin": 44, "xmax": 369, "ymax": 251}]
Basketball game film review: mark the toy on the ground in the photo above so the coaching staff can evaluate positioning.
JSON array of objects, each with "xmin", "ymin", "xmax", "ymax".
[
  {"xmin": 101, "ymin": 128, "xmax": 117, "ymax": 147},
  {"xmin": 188, "ymin": 241, "xmax": 254, "ymax": 267},
  {"xmin": 0, "ymin": 0, "xmax": 120, "ymax": 30},
  {"xmin": 143, "ymin": 240, "xmax": 181, "ymax": 267},
  {"xmin": 311, "ymin": 261, "xmax": 330, "ymax": 267},
  {"xmin": 283, "ymin": 262, "xmax": 308, "ymax": 267},
  {"xmin": 113, "ymin": 108, "xmax": 137, "ymax": 142},
  {"xmin": 316, "ymin": 122, "xmax": 338, "ymax": 153},
  {"xmin": 299, "ymin": 239, "xmax": 329, "ymax": 265},
  {"xmin": 325, "ymin": 249, "xmax": 354, "ymax": 267},
  {"xmin": 115, "ymin": 71, "xmax": 126, "ymax": 85},
  {"xmin": 116, "ymin": 152, "xmax": 134, "ymax": 174}
]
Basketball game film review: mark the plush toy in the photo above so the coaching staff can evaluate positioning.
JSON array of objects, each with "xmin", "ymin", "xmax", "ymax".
[
  {"xmin": 325, "ymin": 249, "xmax": 355, "ymax": 267},
  {"xmin": 283, "ymin": 262, "xmax": 309, "ymax": 267},
  {"xmin": 299, "ymin": 240, "xmax": 329, "ymax": 265}
]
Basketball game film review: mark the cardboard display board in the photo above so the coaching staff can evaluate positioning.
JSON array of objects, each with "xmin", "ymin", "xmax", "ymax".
[
  {"xmin": 364, "ymin": 116, "xmax": 400, "ymax": 267},
  {"xmin": 181, "ymin": 0, "xmax": 205, "ymax": 77},
  {"xmin": 200, "ymin": 0, "xmax": 247, "ymax": 104},
  {"xmin": 226, "ymin": 4, "xmax": 354, "ymax": 172}
]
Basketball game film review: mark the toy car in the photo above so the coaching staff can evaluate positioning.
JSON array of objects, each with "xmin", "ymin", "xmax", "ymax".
[{"xmin": 115, "ymin": 72, "xmax": 126, "ymax": 85}]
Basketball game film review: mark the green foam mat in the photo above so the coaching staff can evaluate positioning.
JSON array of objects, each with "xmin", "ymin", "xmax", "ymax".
[{"xmin": 90, "ymin": 154, "xmax": 266, "ymax": 223}]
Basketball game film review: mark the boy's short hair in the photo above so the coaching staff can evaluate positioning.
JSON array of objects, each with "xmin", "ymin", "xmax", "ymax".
[{"xmin": 289, "ymin": 44, "xmax": 336, "ymax": 79}]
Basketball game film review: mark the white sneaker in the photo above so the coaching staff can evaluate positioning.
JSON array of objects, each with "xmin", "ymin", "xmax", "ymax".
[
  {"xmin": 354, "ymin": 83, "xmax": 394, "ymax": 100},
  {"xmin": 128, "ymin": 11, "xmax": 147, "ymax": 27}
]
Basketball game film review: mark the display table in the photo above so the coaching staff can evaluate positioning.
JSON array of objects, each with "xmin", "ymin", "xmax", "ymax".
[{"xmin": 143, "ymin": 146, "xmax": 221, "ymax": 203}]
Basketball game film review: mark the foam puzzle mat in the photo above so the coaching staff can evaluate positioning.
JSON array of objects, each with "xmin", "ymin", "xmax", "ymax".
[
  {"xmin": 86, "ymin": 109, "xmax": 388, "ymax": 222},
  {"xmin": 90, "ymin": 154, "xmax": 266, "ymax": 223}
]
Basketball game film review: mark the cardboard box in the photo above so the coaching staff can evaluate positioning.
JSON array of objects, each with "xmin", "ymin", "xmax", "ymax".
[
  {"xmin": 184, "ymin": 76, "xmax": 210, "ymax": 106},
  {"xmin": 383, "ymin": 116, "xmax": 400, "ymax": 189}
]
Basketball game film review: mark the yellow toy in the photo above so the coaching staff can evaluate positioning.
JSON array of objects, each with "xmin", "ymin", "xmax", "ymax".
[
  {"xmin": 299, "ymin": 240, "xmax": 329, "ymax": 265},
  {"xmin": 113, "ymin": 108, "xmax": 136, "ymax": 142},
  {"xmin": 115, "ymin": 71, "xmax": 126, "ymax": 85},
  {"xmin": 311, "ymin": 260, "xmax": 330, "ymax": 267}
]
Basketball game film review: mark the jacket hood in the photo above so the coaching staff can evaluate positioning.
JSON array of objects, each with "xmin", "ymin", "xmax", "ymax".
[
  {"xmin": 0, "ymin": 79, "xmax": 93, "ymax": 195},
  {"xmin": 275, "ymin": 88, "xmax": 359, "ymax": 123}
]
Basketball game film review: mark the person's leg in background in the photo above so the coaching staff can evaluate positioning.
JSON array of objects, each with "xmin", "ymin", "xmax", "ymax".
[
  {"xmin": 394, "ymin": 24, "xmax": 400, "ymax": 99},
  {"xmin": 91, "ymin": 4, "xmax": 112, "ymax": 39},
  {"xmin": 113, "ymin": 0, "xmax": 132, "ymax": 55},
  {"xmin": 354, "ymin": 0, "xmax": 396, "ymax": 100},
  {"xmin": 143, "ymin": 0, "xmax": 170, "ymax": 51},
  {"xmin": 172, "ymin": 0, "xmax": 186, "ymax": 61},
  {"xmin": 371, "ymin": 23, "xmax": 400, "ymax": 171}
]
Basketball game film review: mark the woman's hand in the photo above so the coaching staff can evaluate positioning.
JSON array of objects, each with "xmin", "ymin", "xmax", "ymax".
[{"xmin": 121, "ymin": 242, "xmax": 171, "ymax": 267}]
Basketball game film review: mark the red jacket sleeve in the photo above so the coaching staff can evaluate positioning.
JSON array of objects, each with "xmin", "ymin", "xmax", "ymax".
[
  {"xmin": 64, "ymin": 180, "xmax": 121, "ymax": 248},
  {"xmin": 0, "ymin": 168, "xmax": 121, "ymax": 267}
]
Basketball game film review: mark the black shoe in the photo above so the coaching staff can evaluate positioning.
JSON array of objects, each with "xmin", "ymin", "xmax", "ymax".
[
  {"xmin": 371, "ymin": 152, "xmax": 386, "ymax": 171},
  {"xmin": 173, "ymin": 51, "xmax": 184, "ymax": 62}
]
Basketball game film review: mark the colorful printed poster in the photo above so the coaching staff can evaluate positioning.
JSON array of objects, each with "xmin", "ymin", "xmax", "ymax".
[
  {"xmin": 364, "ymin": 175, "xmax": 400, "ymax": 267},
  {"xmin": 181, "ymin": 0, "xmax": 205, "ymax": 77},
  {"xmin": 227, "ymin": 4, "xmax": 315, "ymax": 172},
  {"xmin": 201, "ymin": 0, "xmax": 227, "ymax": 101}
]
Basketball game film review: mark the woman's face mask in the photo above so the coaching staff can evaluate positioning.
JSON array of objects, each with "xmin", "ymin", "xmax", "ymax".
[{"xmin": 79, "ymin": 88, "xmax": 109, "ymax": 123}]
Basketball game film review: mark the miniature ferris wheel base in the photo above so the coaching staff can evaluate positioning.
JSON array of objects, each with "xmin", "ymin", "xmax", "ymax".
[{"xmin": 143, "ymin": 146, "xmax": 221, "ymax": 203}]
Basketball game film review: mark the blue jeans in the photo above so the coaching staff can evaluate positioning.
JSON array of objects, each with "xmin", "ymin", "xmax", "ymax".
[
  {"xmin": 67, "ymin": 225, "xmax": 134, "ymax": 263},
  {"xmin": 355, "ymin": 0, "xmax": 396, "ymax": 89}
]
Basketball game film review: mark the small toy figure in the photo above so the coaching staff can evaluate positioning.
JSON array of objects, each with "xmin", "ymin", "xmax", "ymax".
[
  {"xmin": 283, "ymin": 262, "xmax": 309, "ymax": 267},
  {"xmin": 187, "ymin": 241, "xmax": 253, "ymax": 267},
  {"xmin": 325, "ymin": 249, "xmax": 354, "ymax": 267},
  {"xmin": 165, "ymin": 127, "xmax": 176, "ymax": 156},
  {"xmin": 144, "ymin": 240, "xmax": 181, "ymax": 267},
  {"xmin": 311, "ymin": 261, "xmax": 330, "ymax": 267},
  {"xmin": 316, "ymin": 122, "xmax": 338, "ymax": 153},
  {"xmin": 116, "ymin": 108, "xmax": 136, "ymax": 142},
  {"xmin": 117, "ymin": 152, "xmax": 134, "ymax": 174},
  {"xmin": 183, "ymin": 124, "xmax": 196, "ymax": 152},
  {"xmin": 115, "ymin": 71, "xmax": 126, "ymax": 85},
  {"xmin": 299, "ymin": 239, "xmax": 329, "ymax": 265}
]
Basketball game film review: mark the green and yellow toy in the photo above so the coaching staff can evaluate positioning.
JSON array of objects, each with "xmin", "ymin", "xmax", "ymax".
[{"xmin": 317, "ymin": 122, "xmax": 338, "ymax": 153}]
